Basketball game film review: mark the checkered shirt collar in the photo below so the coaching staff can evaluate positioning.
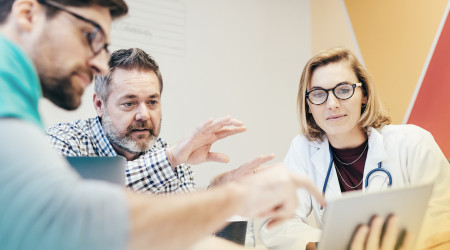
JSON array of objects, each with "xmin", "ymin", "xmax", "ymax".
[{"xmin": 90, "ymin": 116, "xmax": 118, "ymax": 157}]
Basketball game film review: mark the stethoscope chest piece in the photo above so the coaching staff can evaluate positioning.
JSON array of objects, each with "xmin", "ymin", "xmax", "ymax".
[{"xmin": 364, "ymin": 162, "xmax": 392, "ymax": 188}]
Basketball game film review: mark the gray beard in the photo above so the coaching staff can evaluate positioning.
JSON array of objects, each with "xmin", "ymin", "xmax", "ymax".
[{"xmin": 102, "ymin": 115, "xmax": 158, "ymax": 154}]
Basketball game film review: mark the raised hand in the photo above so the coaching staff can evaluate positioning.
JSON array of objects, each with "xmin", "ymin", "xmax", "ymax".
[
  {"xmin": 209, "ymin": 154, "xmax": 276, "ymax": 187},
  {"xmin": 166, "ymin": 116, "xmax": 246, "ymax": 167},
  {"xmin": 236, "ymin": 163, "xmax": 326, "ymax": 227}
]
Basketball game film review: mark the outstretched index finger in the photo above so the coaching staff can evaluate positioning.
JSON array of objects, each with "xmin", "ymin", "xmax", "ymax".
[{"xmin": 290, "ymin": 174, "xmax": 326, "ymax": 206}]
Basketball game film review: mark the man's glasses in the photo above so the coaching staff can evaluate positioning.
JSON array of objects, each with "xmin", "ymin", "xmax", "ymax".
[
  {"xmin": 37, "ymin": 0, "xmax": 109, "ymax": 56},
  {"xmin": 306, "ymin": 82, "xmax": 362, "ymax": 105}
]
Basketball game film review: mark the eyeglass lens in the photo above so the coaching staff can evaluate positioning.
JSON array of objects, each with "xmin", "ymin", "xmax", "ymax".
[
  {"xmin": 88, "ymin": 29, "xmax": 107, "ymax": 55},
  {"xmin": 308, "ymin": 84, "xmax": 356, "ymax": 105}
]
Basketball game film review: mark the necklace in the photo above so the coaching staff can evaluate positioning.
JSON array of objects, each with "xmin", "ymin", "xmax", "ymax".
[
  {"xmin": 334, "ymin": 166, "xmax": 363, "ymax": 189},
  {"xmin": 333, "ymin": 142, "xmax": 368, "ymax": 165},
  {"xmin": 332, "ymin": 142, "xmax": 368, "ymax": 189}
]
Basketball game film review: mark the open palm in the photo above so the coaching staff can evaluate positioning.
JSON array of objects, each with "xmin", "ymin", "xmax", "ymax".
[{"xmin": 167, "ymin": 116, "xmax": 247, "ymax": 167}]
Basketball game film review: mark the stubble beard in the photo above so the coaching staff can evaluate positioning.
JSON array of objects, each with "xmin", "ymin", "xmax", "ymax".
[
  {"xmin": 40, "ymin": 74, "xmax": 85, "ymax": 110},
  {"xmin": 31, "ymin": 32, "xmax": 90, "ymax": 110}
]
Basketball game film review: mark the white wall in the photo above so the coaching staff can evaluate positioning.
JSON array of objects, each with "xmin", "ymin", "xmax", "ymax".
[{"xmin": 39, "ymin": 0, "xmax": 311, "ymax": 188}]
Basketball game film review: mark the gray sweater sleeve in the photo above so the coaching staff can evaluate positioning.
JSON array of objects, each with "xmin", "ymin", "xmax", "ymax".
[{"xmin": 0, "ymin": 119, "xmax": 130, "ymax": 250}]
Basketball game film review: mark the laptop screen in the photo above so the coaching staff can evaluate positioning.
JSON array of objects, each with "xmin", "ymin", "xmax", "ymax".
[{"xmin": 66, "ymin": 156, "xmax": 126, "ymax": 185}]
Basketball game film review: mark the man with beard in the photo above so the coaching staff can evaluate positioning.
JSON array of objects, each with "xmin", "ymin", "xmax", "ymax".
[
  {"xmin": 47, "ymin": 48, "xmax": 253, "ymax": 194},
  {"xmin": 0, "ymin": 0, "xmax": 327, "ymax": 249}
]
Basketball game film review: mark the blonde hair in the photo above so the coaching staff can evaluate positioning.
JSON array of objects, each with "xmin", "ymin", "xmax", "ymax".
[{"xmin": 297, "ymin": 47, "xmax": 391, "ymax": 141}]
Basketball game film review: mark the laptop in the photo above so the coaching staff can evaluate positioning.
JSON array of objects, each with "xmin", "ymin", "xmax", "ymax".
[
  {"xmin": 66, "ymin": 156, "xmax": 126, "ymax": 185},
  {"xmin": 317, "ymin": 183, "xmax": 433, "ymax": 250}
]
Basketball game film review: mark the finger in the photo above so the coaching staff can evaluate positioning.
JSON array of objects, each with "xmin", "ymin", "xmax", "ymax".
[
  {"xmin": 290, "ymin": 174, "xmax": 326, "ymax": 206},
  {"xmin": 380, "ymin": 216, "xmax": 399, "ymax": 250},
  {"xmin": 257, "ymin": 187, "xmax": 298, "ymax": 227},
  {"xmin": 195, "ymin": 118, "xmax": 215, "ymax": 132},
  {"xmin": 265, "ymin": 215, "xmax": 293, "ymax": 229},
  {"xmin": 214, "ymin": 127, "xmax": 247, "ymax": 140},
  {"xmin": 209, "ymin": 116, "xmax": 245, "ymax": 132},
  {"xmin": 207, "ymin": 116, "xmax": 232, "ymax": 131},
  {"xmin": 210, "ymin": 155, "xmax": 275, "ymax": 185},
  {"xmin": 266, "ymin": 218, "xmax": 286, "ymax": 228},
  {"xmin": 350, "ymin": 225, "xmax": 369, "ymax": 250},
  {"xmin": 258, "ymin": 208, "xmax": 291, "ymax": 228},
  {"xmin": 399, "ymin": 231, "xmax": 412, "ymax": 250},
  {"xmin": 206, "ymin": 152, "xmax": 230, "ymax": 163},
  {"xmin": 366, "ymin": 216, "xmax": 383, "ymax": 250},
  {"xmin": 265, "ymin": 199, "xmax": 297, "ymax": 223},
  {"xmin": 239, "ymin": 154, "xmax": 276, "ymax": 172}
]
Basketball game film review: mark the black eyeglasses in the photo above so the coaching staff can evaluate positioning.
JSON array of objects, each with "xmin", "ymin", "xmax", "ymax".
[
  {"xmin": 37, "ymin": 0, "xmax": 109, "ymax": 56},
  {"xmin": 306, "ymin": 82, "xmax": 362, "ymax": 105}
]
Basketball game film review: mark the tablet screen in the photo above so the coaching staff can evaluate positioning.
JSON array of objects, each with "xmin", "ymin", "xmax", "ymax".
[{"xmin": 317, "ymin": 184, "xmax": 433, "ymax": 250}]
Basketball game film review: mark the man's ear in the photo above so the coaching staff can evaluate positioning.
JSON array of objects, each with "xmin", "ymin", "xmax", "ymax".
[
  {"xmin": 93, "ymin": 93, "xmax": 105, "ymax": 118},
  {"xmin": 12, "ymin": 0, "xmax": 42, "ymax": 32}
]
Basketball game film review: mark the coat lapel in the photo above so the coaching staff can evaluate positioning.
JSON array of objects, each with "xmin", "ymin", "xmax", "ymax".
[{"xmin": 310, "ymin": 137, "xmax": 342, "ymax": 201}]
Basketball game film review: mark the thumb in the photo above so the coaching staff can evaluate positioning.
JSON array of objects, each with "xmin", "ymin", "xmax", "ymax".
[{"xmin": 206, "ymin": 152, "xmax": 230, "ymax": 163}]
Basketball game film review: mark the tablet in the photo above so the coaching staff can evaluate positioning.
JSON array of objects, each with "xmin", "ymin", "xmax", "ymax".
[
  {"xmin": 66, "ymin": 156, "xmax": 126, "ymax": 185},
  {"xmin": 317, "ymin": 184, "xmax": 433, "ymax": 250}
]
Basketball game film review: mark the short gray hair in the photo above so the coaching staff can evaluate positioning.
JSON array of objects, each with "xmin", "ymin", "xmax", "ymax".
[{"xmin": 94, "ymin": 48, "xmax": 163, "ymax": 102}]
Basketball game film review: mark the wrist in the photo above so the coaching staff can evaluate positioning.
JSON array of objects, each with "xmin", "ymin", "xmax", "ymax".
[{"xmin": 166, "ymin": 147, "xmax": 179, "ymax": 169}]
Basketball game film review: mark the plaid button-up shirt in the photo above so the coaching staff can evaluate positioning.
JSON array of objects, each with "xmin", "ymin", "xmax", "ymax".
[{"xmin": 47, "ymin": 117, "xmax": 196, "ymax": 194}]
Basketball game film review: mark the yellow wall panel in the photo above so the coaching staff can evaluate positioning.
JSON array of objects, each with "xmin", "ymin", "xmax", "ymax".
[
  {"xmin": 311, "ymin": 0, "xmax": 359, "ymax": 56},
  {"xmin": 343, "ymin": 0, "xmax": 448, "ymax": 123}
]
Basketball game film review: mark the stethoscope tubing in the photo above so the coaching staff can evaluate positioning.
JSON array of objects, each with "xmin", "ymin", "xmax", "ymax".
[{"xmin": 322, "ymin": 145, "xmax": 392, "ymax": 194}]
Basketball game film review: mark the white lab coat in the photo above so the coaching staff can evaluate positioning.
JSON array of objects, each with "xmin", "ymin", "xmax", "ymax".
[{"xmin": 260, "ymin": 124, "xmax": 450, "ymax": 249}]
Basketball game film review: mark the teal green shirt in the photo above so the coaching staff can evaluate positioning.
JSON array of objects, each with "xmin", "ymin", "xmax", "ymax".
[
  {"xmin": 0, "ymin": 33, "xmax": 129, "ymax": 250},
  {"xmin": 0, "ymin": 33, "xmax": 43, "ymax": 127}
]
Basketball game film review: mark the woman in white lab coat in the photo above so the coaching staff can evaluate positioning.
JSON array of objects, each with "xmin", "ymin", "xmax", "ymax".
[{"xmin": 260, "ymin": 47, "xmax": 450, "ymax": 249}]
